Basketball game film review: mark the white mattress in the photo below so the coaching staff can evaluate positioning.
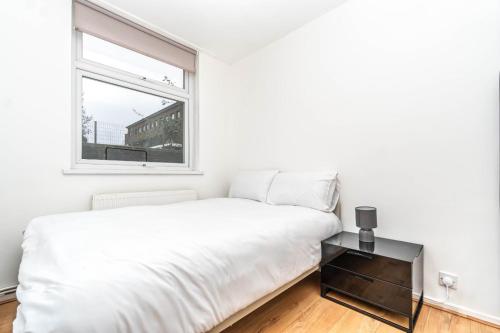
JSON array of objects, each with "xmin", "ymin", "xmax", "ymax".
[{"xmin": 14, "ymin": 198, "xmax": 342, "ymax": 333}]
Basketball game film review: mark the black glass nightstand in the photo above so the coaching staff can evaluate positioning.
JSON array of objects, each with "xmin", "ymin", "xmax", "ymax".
[{"xmin": 320, "ymin": 231, "xmax": 424, "ymax": 332}]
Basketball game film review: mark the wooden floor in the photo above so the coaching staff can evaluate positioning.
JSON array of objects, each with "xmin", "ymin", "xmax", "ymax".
[
  {"xmin": 0, "ymin": 274, "xmax": 498, "ymax": 333},
  {"xmin": 223, "ymin": 273, "xmax": 498, "ymax": 333},
  {"xmin": 0, "ymin": 301, "xmax": 16, "ymax": 333}
]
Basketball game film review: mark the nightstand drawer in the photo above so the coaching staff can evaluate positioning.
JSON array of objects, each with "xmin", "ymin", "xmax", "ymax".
[
  {"xmin": 329, "ymin": 249, "xmax": 411, "ymax": 288},
  {"xmin": 321, "ymin": 265, "xmax": 412, "ymax": 315}
]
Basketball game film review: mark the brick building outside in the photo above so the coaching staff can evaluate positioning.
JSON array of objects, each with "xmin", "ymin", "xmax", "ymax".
[{"xmin": 125, "ymin": 102, "xmax": 184, "ymax": 149}]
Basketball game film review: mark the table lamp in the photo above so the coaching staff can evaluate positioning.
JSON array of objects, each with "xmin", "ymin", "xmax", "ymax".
[{"xmin": 356, "ymin": 206, "xmax": 377, "ymax": 243}]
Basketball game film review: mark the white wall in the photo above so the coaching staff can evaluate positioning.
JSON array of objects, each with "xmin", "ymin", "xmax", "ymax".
[
  {"xmin": 232, "ymin": 0, "xmax": 500, "ymax": 320},
  {"xmin": 0, "ymin": 0, "xmax": 237, "ymax": 289},
  {"xmin": 2, "ymin": 0, "xmax": 499, "ymax": 323}
]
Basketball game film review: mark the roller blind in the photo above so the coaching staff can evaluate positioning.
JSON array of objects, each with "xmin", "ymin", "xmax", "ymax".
[{"xmin": 74, "ymin": 1, "xmax": 197, "ymax": 73}]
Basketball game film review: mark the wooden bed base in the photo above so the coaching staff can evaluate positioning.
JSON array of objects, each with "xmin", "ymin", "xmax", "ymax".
[{"xmin": 209, "ymin": 266, "xmax": 319, "ymax": 333}]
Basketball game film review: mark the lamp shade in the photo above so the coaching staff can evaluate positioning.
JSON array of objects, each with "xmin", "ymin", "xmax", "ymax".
[{"xmin": 355, "ymin": 206, "xmax": 377, "ymax": 229}]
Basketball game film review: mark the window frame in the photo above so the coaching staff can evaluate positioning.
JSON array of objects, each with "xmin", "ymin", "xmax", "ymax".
[{"xmin": 69, "ymin": 30, "xmax": 198, "ymax": 174}]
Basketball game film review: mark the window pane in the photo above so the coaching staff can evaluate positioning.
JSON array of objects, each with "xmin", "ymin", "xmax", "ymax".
[
  {"xmin": 81, "ymin": 77, "xmax": 184, "ymax": 164},
  {"xmin": 82, "ymin": 33, "xmax": 184, "ymax": 89}
]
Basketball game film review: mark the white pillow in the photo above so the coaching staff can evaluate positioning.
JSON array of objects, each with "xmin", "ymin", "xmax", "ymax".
[
  {"xmin": 267, "ymin": 171, "xmax": 339, "ymax": 212},
  {"xmin": 229, "ymin": 170, "xmax": 279, "ymax": 202}
]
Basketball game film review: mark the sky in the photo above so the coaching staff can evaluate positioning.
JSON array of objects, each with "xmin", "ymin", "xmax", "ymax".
[{"xmin": 82, "ymin": 77, "xmax": 174, "ymax": 127}]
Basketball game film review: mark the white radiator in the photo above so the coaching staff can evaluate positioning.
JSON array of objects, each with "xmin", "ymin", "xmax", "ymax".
[{"xmin": 92, "ymin": 190, "xmax": 198, "ymax": 210}]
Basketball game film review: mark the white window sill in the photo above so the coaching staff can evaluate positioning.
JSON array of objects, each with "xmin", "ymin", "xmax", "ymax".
[{"xmin": 62, "ymin": 168, "xmax": 204, "ymax": 175}]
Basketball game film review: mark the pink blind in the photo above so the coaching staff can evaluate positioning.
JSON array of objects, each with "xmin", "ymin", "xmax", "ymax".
[{"xmin": 74, "ymin": 1, "xmax": 196, "ymax": 72}]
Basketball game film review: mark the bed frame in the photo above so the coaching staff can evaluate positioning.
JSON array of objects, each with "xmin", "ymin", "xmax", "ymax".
[
  {"xmin": 91, "ymin": 189, "xmax": 341, "ymax": 332},
  {"xmin": 209, "ymin": 266, "xmax": 318, "ymax": 332}
]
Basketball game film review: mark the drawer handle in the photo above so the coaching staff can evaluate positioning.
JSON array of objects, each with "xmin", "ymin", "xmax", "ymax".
[
  {"xmin": 352, "ymin": 273, "xmax": 374, "ymax": 283},
  {"xmin": 346, "ymin": 250, "xmax": 373, "ymax": 260}
]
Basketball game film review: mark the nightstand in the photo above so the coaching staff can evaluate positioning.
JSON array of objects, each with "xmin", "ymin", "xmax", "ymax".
[{"xmin": 320, "ymin": 231, "xmax": 424, "ymax": 333}]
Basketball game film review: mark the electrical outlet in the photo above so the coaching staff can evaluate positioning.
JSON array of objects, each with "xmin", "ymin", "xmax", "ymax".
[{"xmin": 439, "ymin": 271, "xmax": 458, "ymax": 289}]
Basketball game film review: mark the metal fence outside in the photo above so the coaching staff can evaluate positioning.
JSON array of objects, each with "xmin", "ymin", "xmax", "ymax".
[{"xmin": 84, "ymin": 121, "xmax": 128, "ymax": 145}]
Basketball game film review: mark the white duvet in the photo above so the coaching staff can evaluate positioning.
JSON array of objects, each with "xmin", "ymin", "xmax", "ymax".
[{"xmin": 14, "ymin": 198, "xmax": 341, "ymax": 333}]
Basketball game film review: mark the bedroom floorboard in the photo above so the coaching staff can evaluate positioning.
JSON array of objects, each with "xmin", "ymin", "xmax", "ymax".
[{"xmin": 0, "ymin": 274, "xmax": 498, "ymax": 333}]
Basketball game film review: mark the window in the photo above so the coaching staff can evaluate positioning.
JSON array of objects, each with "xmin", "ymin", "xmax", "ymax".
[
  {"xmin": 71, "ymin": 1, "xmax": 197, "ymax": 173},
  {"xmin": 81, "ymin": 77, "xmax": 185, "ymax": 163}
]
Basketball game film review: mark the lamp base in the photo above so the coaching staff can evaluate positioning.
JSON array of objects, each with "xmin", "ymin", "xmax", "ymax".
[
  {"xmin": 359, "ymin": 240, "xmax": 375, "ymax": 252},
  {"xmin": 359, "ymin": 228, "xmax": 375, "ymax": 243}
]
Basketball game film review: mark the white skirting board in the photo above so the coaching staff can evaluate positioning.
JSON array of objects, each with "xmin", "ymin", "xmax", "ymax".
[
  {"xmin": 424, "ymin": 295, "xmax": 500, "ymax": 326},
  {"xmin": 0, "ymin": 285, "xmax": 17, "ymax": 304},
  {"xmin": 92, "ymin": 189, "xmax": 198, "ymax": 210}
]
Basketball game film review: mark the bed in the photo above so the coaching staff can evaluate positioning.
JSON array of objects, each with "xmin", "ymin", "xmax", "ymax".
[{"xmin": 14, "ymin": 195, "xmax": 342, "ymax": 333}]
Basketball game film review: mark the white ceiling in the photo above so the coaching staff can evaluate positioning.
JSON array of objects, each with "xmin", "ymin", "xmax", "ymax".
[{"xmin": 101, "ymin": 0, "xmax": 345, "ymax": 63}]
